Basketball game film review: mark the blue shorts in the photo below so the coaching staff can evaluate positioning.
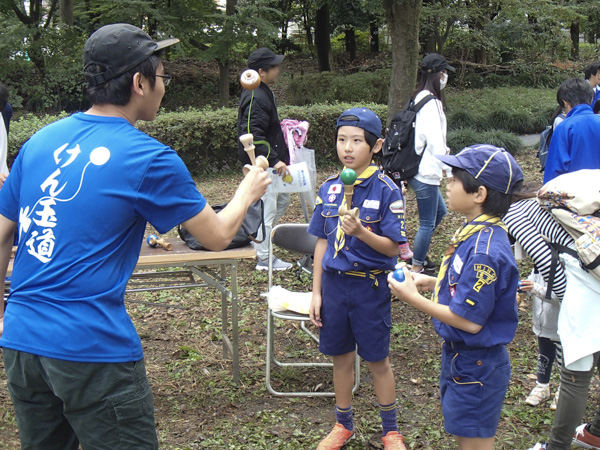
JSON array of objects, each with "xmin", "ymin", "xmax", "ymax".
[
  {"xmin": 319, "ymin": 270, "xmax": 391, "ymax": 362},
  {"xmin": 440, "ymin": 342, "xmax": 511, "ymax": 438}
]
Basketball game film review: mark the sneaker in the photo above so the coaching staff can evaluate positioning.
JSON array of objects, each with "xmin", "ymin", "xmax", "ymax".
[
  {"xmin": 398, "ymin": 243, "xmax": 413, "ymax": 261},
  {"xmin": 527, "ymin": 444, "xmax": 548, "ymax": 450},
  {"xmin": 550, "ymin": 386, "xmax": 560, "ymax": 410},
  {"xmin": 255, "ymin": 257, "xmax": 292, "ymax": 271},
  {"xmin": 382, "ymin": 431, "xmax": 407, "ymax": 450},
  {"xmin": 424, "ymin": 256, "xmax": 436, "ymax": 269},
  {"xmin": 526, "ymin": 384, "xmax": 551, "ymax": 406},
  {"xmin": 317, "ymin": 423, "xmax": 354, "ymax": 450},
  {"xmin": 573, "ymin": 423, "xmax": 600, "ymax": 449}
]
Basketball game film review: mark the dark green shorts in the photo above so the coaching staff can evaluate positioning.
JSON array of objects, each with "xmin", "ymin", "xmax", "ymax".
[{"xmin": 2, "ymin": 348, "xmax": 158, "ymax": 450}]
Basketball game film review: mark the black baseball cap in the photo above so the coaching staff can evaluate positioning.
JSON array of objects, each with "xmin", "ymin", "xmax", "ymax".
[
  {"xmin": 84, "ymin": 23, "xmax": 179, "ymax": 86},
  {"xmin": 247, "ymin": 47, "xmax": 285, "ymax": 71},
  {"xmin": 420, "ymin": 53, "xmax": 455, "ymax": 74}
]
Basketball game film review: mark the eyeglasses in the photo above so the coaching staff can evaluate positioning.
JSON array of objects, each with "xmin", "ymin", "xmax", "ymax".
[{"xmin": 156, "ymin": 74, "xmax": 172, "ymax": 86}]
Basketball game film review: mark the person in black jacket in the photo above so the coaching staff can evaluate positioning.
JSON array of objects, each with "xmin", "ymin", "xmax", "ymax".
[{"xmin": 237, "ymin": 48, "xmax": 292, "ymax": 271}]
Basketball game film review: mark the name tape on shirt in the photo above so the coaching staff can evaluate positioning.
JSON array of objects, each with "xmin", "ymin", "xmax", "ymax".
[
  {"xmin": 452, "ymin": 254, "xmax": 463, "ymax": 274},
  {"xmin": 472, "ymin": 264, "xmax": 497, "ymax": 292},
  {"xmin": 328, "ymin": 184, "xmax": 342, "ymax": 194},
  {"xmin": 363, "ymin": 199, "xmax": 380, "ymax": 209},
  {"xmin": 389, "ymin": 200, "xmax": 404, "ymax": 214}
]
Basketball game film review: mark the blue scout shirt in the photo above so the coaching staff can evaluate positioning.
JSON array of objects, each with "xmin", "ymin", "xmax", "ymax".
[
  {"xmin": 308, "ymin": 169, "xmax": 406, "ymax": 273},
  {"xmin": 434, "ymin": 225, "xmax": 519, "ymax": 348},
  {"xmin": 0, "ymin": 113, "xmax": 206, "ymax": 363},
  {"xmin": 544, "ymin": 103, "xmax": 600, "ymax": 183}
]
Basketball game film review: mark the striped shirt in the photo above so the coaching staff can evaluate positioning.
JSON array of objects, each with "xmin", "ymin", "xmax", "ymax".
[{"xmin": 503, "ymin": 198, "xmax": 573, "ymax": 301}]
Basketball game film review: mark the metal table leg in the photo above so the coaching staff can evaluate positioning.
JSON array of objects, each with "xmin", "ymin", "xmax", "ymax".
[{"xmin": 231, "ymin": 261, "xmax": 240, "ymax": 385}]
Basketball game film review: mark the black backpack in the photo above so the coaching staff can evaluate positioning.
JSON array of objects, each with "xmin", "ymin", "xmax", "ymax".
[
  {"xmin": 382, "ymin": 94, "xmax": 436, "ymax": 182},
  {"xmin": 537, "ymin": 113, "xmax": 565, "ymax": 172},
  {"xmin": 178, "ymin": 200, "xmax": 265, "ymax": 250}
]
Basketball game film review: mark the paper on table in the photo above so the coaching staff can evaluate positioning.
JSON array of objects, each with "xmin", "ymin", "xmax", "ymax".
[{"xmin": 268, "ymin": 161, "xmax": 312, "ymax": 193}]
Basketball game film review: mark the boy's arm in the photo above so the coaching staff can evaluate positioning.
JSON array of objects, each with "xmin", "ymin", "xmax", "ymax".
[
  {"xmin": 309, "ymin": 238, "xmax": 327, "ymax": 327},
  {"xmin": 0, "ymin": 215, "xmax": 16, "ymax": 338},
  {"xmin": 388, "ymin": 270, "xmax": 483, "ymax": 334}
]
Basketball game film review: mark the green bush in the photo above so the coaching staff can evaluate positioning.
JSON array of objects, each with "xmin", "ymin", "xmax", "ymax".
[
  {"xmin": 7, "ymin": 112, "xmax": 69, "ymax": 165},
  {"xmin": 447, "ymin": 127, "xmax": 522, "ymax": 155}
]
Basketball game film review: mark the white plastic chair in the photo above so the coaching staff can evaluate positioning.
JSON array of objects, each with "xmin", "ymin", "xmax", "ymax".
[{"xmin": 265, "ymin": 223, "xmax": 360, "ymax": 397}]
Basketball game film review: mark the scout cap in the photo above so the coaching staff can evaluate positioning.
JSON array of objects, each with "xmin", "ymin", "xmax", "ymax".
[
  {"xmin": 421, "ymin": 53, "xmax": 455, "ymax": 74},
  {"xmin": 84, "ymin": 23, "xmax": 179, "ymax": 86},
  {"xmin": 437, "ymin": 144, "xmax": 524, "ymax": 194},
  {"xmin": 337, "ymin": 108, "xmax": 382, "ymax": 139},
  {"xmin": 247, "ymin": 48, "xmax": 285, "ymax": 71}
]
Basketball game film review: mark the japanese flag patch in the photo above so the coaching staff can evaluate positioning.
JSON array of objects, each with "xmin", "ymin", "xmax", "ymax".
[
  {"xmin": 389, "ymin": 200, "xmax": 404, "ymax": 214},
  {"xmin": 328, "ymin": 184, "xmax": 342, "ymax": 195}
]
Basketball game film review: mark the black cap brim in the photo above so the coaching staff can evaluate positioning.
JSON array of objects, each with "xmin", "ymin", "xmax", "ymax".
[
  {"xmin": 446, "ymin": 64, "xmax": 456, "ymax": 73},
  {"xmin": 272, "ymin": 54, "xmax": 285, "ymax": 66}
]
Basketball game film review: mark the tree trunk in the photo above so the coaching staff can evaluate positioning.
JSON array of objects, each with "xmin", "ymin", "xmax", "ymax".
[
  {"xmin": 570, "ymin": 21, "xmax": 580, "ymax": 60},
  {"xmin": 384, "ymin": 0, "xmax": 423, "ymax": 123},
  {"xmin": 218, "ymin": 60, "xmax": 230, "ymax": 108},
  {"xmin": 217, "ymin": 0, "xmax": 237, "ymax": 108},
  {"xmin": 369, "ymin": 19, "xmax": 379, "ymax": 53},
  {"xmin": 315, "ymin": 3, "xmax": 332, "ymax": 72},
  {"xmin": 59, "ymin": 0, "xmax": 73, "ymax": 25},
  {"xmin": 345, "ymin": 27, "xmax": 356, "ymax": 61}
]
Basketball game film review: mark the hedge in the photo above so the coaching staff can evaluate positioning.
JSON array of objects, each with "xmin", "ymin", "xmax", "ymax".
[{"xmin": 9, "ymin": 103, "xmax": 525, "ymax": 174}]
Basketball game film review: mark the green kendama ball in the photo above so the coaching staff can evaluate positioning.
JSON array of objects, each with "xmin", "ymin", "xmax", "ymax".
[{"xmin": 340, "ymin": 168, "xmax": 357, "ymax": 186}]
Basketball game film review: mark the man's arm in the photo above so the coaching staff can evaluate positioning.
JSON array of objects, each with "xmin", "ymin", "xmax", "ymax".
[
  {"xmin": 0, "ymin": 215, "xmax": 16, "ymax": 338},
  {"xmin": 182, "ymin": 166, "xmax": 270, "ymax": 251}
]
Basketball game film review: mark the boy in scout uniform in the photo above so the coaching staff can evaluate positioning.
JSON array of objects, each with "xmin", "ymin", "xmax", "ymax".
[
  {"xmin": 389, "ymin": 145, "xmax": 523, "ymax": 450},
  {"xmin": 308, "ymin": 108, "xmax": 408, "ymax": 450}
]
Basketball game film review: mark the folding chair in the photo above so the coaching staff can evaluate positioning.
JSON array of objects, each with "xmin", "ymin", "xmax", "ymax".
[{"xmin": 265, "ymin": 223, "xmax": 360, "ymax": 397}]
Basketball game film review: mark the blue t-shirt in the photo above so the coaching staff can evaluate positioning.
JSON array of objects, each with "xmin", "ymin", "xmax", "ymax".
[
  {"xmin": 0, "ymin": 113, "xmax": 206, "ymax": 362},
  {"xmin": 308, "ymin": 170, "xmax": 406, "ymax": 273},
  {"xmin": 434, "ymin": 225, "xmax": 519, "ymax": 348},
  {"xmin": 544, "ymin": 103, "xmax": 600, "ymax": 183}
]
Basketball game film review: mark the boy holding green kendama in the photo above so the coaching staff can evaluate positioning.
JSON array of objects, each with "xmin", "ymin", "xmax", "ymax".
[{"xmin": 309, "ymin": 108, "xmax": 408, "ymax": 450}]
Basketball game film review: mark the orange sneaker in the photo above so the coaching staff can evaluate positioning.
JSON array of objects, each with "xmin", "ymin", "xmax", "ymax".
[
  {"xmin": 317, "ymin": 423, "xmax": 354, "ymax": 450},
  {"xmin": 382, "ymin": 431, "xmax": 407, "ymax": 450}
]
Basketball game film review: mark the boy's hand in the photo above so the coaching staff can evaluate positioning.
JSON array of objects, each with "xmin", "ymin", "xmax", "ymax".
[
  {"xmin": 412, "ymin": 272, "xmax": 437, "ymax": 293},
  {"xmin": 388, "ymin": 269, "xmax": 420, "ymax": 303},
  {"xmin": 239, "ymin": 166, "xmax": 271, "ymax": 203},
  {"xmin": 341, "ymin": 215, "xmax": 364, "ymax": 237},
  {"xmin": 519, "ymin": 280, "xmax": 534, "ymax": 293},
  {"xmin": 309, "ymin": 293, "xmax": 323, "ymax": 327}
]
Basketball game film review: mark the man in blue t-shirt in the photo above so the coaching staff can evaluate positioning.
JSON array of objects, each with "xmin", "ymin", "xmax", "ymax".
[
  {"xmin": 544, "ymin": 78, "xmax": 600, "ymax": 184},
  {"xmin": 0, "ymin": 24, "xmax": 269, "ymax": 449}
]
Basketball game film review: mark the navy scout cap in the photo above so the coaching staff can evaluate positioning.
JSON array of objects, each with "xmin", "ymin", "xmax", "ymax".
[
  {"xmin": 337, "ymin": 108, "xmax": 382, "ymax": 139},
  {"xmin": 247, "ymin": 47, "xmax": 285, "ymax": 71},
  {"xmin": 437, "ymin": 144, "xmax": 524, "ymax": 194},
  {"xmin": 84, "ymin": 23, "xmax": 179, "ymax": 86}
]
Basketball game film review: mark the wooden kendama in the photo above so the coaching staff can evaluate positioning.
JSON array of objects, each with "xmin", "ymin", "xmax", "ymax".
[
  {"xmin": 337, "ymin": 168, "xmax": 359, "ymax": 219},
  {"xmin": 240, "ymin": 69, "xmax": 261, "ymax": 90},
  {"xmin": 147, "ymin": 234, "xmax": 173, "ymax": 251},
  {"xmin": 239, "ymin": 69, "xmax": 269, "ymax": 176}
]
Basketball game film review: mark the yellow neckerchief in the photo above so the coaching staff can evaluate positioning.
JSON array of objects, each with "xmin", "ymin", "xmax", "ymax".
[
  {"xmin": 333, "ymin": 163, "xmax": 378, "ymax": 259},
  {"xmin": 432, "ymin": 214, "xmax": 507, "ymax": 303}
]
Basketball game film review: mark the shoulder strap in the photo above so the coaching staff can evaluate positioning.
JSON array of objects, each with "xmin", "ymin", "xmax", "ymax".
[
  {"xmin": 545, "ymin": 242, "xmax": 578, "ymax": 300},
  {"xmin": 410, "ymin": 94, "xmax": 436, "ymax": 113}
]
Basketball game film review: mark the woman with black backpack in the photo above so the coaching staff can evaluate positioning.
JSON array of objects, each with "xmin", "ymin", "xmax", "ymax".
[{"xmin": 407, "ymin": 54, "xmax": 454, "ymax": 274}]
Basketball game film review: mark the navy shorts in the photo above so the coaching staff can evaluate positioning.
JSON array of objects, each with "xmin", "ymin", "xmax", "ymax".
[
  {"xmin": 440, "ymin": 342, "xmax": 511, "ymax": 438},
  {"xmin": 319, "ymin": 270, "xmax": 391, "ymax": 362}
]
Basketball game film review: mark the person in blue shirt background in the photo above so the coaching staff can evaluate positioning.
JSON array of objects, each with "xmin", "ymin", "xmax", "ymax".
[
  {"xmin": 308, "ymin": 108, "xmax": 408, "ymax": 450},
  {"xmin": 0, "ymin": 24, "xmax": 269, "ymax": 450},
  {"xmin": 389, "ymin": 145, "xmax": 523, "ymax": 450},
  {"xmin": 543, "ymin": 78, "xmax": 600, "ymax": 183},
  {"xmin": 584, "ymin": 62, "xmax": 600, "ymax": 111}
]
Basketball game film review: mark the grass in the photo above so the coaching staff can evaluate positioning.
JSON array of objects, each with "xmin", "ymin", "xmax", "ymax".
[{"xmin": 2, "ymin": 150, "xmax": 599, "ymax": 450}]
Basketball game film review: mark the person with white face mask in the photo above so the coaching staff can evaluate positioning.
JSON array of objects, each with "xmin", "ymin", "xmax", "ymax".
[{"xmin": 406, "ymin": 53, "xmax": 454, "ymax": 274}]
